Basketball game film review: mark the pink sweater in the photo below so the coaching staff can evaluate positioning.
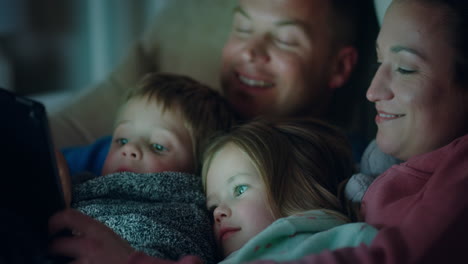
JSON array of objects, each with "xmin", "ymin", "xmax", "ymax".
[{"xmin": 128, "ymin": 134, "xmax": 468, "ymax": 264}]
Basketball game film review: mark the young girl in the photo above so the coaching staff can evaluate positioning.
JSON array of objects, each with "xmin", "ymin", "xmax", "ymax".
[{"xmin": 200, "ymin": 118, "xmax": 377, "ymax": 263}]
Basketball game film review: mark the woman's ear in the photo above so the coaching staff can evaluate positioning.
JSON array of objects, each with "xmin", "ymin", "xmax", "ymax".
[{"xmin": 328, "ymin": 46, "xmax": 358, "ymax": 90}]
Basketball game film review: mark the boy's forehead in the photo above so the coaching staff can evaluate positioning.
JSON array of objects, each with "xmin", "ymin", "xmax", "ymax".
[{"xmin": 116, "ymin": 98, "xmax": 186, "ymax": 130}]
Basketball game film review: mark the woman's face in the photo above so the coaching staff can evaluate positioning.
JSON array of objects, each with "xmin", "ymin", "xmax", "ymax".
[{"xmin": 366, "ymin": 1, "xmax": 468, "ymax": 160}]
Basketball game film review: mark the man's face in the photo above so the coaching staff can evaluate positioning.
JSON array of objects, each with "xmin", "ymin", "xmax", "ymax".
[
  {"xmin": 220, "ymin": 0, "xmax": 338, "ymax": 119},
  {"xmin": 102, "ymin": 97, "xmax": 194, "ymax": 175}
]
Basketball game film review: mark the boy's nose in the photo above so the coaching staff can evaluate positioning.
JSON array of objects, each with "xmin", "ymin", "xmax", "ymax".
[{"xmin": 121, "ymin": 143, "xmax": 142, "ymax": 160}]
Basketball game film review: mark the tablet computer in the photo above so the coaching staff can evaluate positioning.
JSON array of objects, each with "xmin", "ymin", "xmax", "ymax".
[{"xmin": 0, "ymin": 87, "xmax": 66, "ymax": 261}]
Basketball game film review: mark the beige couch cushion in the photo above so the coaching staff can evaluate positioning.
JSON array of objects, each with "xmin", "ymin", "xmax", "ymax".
[{"xmin": 49, "ymin": 0, "xmax": 236, "ymax": 148}]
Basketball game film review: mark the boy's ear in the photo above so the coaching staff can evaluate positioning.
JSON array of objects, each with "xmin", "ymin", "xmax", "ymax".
[{"xmin": 328, "ymin": 46, "xmax": 358, "ymax": 90}]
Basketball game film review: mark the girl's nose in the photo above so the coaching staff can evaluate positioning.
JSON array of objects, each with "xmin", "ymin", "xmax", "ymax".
[{"xmin": 213, "ymin": 204, "xmax": 231, "ymax": 223}]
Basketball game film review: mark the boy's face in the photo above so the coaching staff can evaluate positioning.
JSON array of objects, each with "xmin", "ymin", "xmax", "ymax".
[
  {"xmin": 102, "ymin": 97, "xmax": 194, "ymax": 175},
  {"xmin": 220, "ymin": 0, "xmax": 338, "ymax": 119},
  {"xmin": 205, "ymin": 143, "xmax": 276, "ymax": 257}
]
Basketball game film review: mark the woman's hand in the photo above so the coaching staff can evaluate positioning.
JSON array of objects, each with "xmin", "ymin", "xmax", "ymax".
[{"xmin": 49, "ymin": 208, "xmax": 135, "ymax": 264}]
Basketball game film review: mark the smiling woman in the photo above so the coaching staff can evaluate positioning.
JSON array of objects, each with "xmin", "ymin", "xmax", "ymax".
[{"xmin": 367, "ymin": 0, "xmax": 468, "ymax": 160}]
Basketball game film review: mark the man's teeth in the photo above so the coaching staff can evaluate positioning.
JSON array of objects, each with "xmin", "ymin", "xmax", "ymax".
[
  {"xmin": 379, "ymin": 113, "xmax": 404, "ymax": 118},
  {"xmin": 239, "ymin": 75, "xmax": 272, "ymax": 87}
]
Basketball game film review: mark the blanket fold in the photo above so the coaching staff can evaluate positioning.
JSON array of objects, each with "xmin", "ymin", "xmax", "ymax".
[{"xmin": 72, "ymin": 172, "xmax": 218, "ymax": 264}]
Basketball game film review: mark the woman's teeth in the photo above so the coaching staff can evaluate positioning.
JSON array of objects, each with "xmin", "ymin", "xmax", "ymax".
[{"xmin": 379, "ymin": 113, "xmax": 405, "ymax": 118}]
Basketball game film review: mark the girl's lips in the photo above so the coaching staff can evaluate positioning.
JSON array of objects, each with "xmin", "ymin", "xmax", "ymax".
[{"xmin": 218, "ymin": 227, "xmax": 241, "ymax": 242}]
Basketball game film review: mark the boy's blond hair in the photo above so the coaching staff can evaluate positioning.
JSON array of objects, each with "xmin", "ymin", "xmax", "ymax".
[
  {"xmin": 202, "ymin": 118, "xmax": 354, "ymax": 221},
  {"xmin": 123, "ymin": 72, "xmax": 237, "ymax": 173}
]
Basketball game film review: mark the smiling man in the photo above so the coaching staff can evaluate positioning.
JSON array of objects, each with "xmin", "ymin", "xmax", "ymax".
[{"xmin": 220, "ymin": 0, "xmax": 359, "ymax": 120}]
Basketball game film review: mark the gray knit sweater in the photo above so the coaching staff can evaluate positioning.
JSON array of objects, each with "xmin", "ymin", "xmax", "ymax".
[{"xmin": 72, "ymin": 172, "xmax": 219, "ymax": 264}]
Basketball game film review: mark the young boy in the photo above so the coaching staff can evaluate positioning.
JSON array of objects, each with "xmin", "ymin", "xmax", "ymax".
[{"xmin": 58, "ymin": 72, "xmax": 237, "ymax": 264}]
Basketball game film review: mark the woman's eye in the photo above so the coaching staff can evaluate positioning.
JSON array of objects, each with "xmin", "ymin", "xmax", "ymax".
[
  {"xmin": 151, "ymin": 143, "xmax": 167, "ymax": 153},
  {"xmin": 396, "ymin": 67, "xmax": 416, "ymax": 75},
  {"xmin": 116, "ymin": 138, "xmax": 128, "ymax": 146},
  {"xmin": 233, "ymin": 185, "xmax": 249, "ymax": 197}
]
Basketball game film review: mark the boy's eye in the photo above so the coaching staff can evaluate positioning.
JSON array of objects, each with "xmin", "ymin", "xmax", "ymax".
[
  {"xmin": 233, "ymin": 185, "xmax": 249, "ymax": 197},
  {"xmin": 116, "ymin": 138, "xmax": 128, "ymax": 146},
  {"xmin": 151, "ymin": 143, "xmax": 167, "ymax": 153}
]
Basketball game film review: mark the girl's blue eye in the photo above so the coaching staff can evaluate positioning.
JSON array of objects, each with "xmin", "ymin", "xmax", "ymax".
[
  {"xmin": 151, "ymin": 143, "xmax": 167, "ymax": 153},
  {"xmin": 233, "ymin": 185, "xmax": 249, "ymax": 197},
  {"xmin": 116, "ymin": 138, "xmax": 128, "ymax": 145}
]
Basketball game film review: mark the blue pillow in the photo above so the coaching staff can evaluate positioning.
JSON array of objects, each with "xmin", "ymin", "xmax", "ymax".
[{"xmin": 61, "ymin": 135, "xmax": 112, "ymax": 178}]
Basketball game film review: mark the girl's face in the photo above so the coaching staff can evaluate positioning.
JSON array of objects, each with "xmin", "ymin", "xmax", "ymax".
[
  {"xmin": 205, "ymin": 143, "xmax": 276, "ymax": 257},
  {"xmin": 366, "ymin": 1, "xmax": 468, "ymax": 160}
]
